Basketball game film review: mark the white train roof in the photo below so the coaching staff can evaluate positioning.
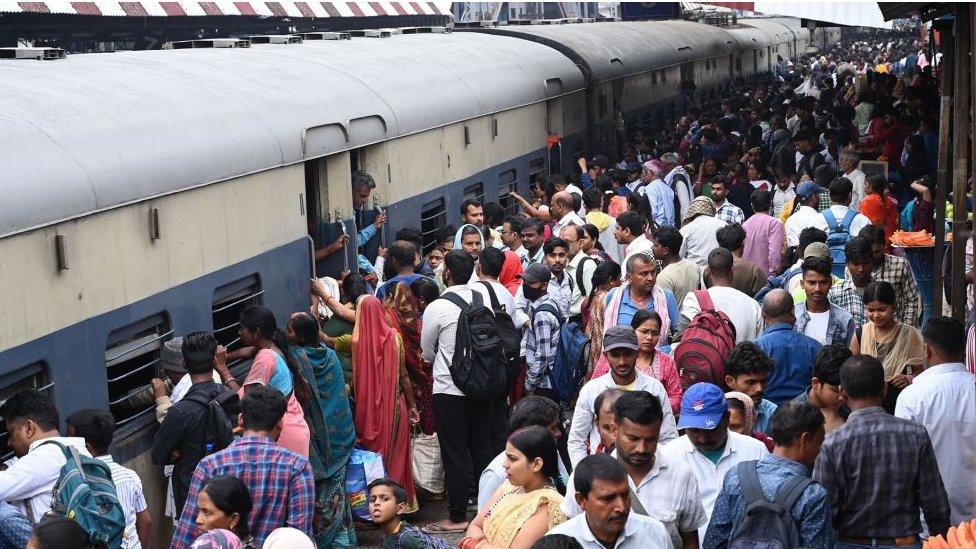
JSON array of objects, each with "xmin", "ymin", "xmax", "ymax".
[{"xmin": 0, "ymin": 31, "xmax": 584, "ymax": 237}]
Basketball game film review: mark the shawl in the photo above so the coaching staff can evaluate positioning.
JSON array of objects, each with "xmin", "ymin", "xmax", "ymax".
[
  {"xmin": 454, "ymin": 223, "xmax": 485, "ymax": 249},
  {"xmin": 483, "ymin": 483, "xmax": 567, "ymax": 547},
  {"xmin": 602, "ymin": 283, "xmax": 670, "ymax": 349},
  {"xmin": 499, "ymin": 251, "xmax": 524, "ymax": 296},
  {"xmin": 725, "ymin": 391, "xmax": 758, "ymax": 432},
  {"xmin": 383, "ymin": 282, "xmax": 433, "ymax": 435},
  {"xmin": 859, "ymin": 322, "xmax": 925, "ymax": 381},
  {"xmin": 351, "ymin": 295, "xmax": 402, "ymax": 454}
]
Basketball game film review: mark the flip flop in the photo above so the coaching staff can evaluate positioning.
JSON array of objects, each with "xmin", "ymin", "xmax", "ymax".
[{"xmin": 421, "ymin": 521, "xmax": 468, "ymax": 534}]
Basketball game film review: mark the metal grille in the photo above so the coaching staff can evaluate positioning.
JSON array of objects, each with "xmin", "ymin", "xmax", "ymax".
[
  {"xmin": 463, "ymin": 182, "xmax": 484, "ymax": 203},
  {"xmin": 498, "ymin": 170, "xmax": 518, "ymax": 215},
  {"xmin": 420, "ymin": 198, "xmax": 446, "ymax": 254},
  {"xmin": 529, "ymin": 158, "xmax": 546, "ymax": 190},
  {"xmin": 0, "ymin": 363, "xmax": 54, "ymax": 462},
  {"xmin": 104, "ymin": 315, "xmax": 171, "ymax": 432},
  {"xmin": 212, "ymin": 275, "xmax": 264, "ymax": 379}
]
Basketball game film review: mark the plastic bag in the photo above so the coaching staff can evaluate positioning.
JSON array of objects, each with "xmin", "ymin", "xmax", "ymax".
[
  {"xmin": 344, "ymin": 448, "xmax": 386, "ymax": 521},
  {"xmin": 411, "ymin": 432, "xmax": 445, "ymax": 495}
]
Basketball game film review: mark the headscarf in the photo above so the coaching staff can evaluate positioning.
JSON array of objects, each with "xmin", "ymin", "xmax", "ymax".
[
  {"xmin": 682, "ymin": 196, "xmax": 716, "ymax": 226},
  {"xmin": 190, "ymin": 530, "xmax": 243, "ymax": 549},
  {"xmin": 351, "ymin": 295, "xmax": 401, "ymax": 454},
  {"xmin": 499, "ymin": 250, "xmax": 524, "ymax": 296},
  {"xmin": 725, "ymin": 391, "xmax": 757, "ymax": 433},
  {"xmin": 263, "ymin": 528, "xmax": 315, "ymax": 549},
  {"xmin": 383, "ymin": 282, "xmax": 433, "ymax": 435},
  {"xmin": 453, "ymin": 223, "xmax": 485, "ymax": 250}
]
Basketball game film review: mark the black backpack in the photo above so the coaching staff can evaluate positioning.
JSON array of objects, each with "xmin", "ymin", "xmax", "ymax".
[
  {"xmin": 183, "ymin": 388, "xmax": 238, "ymax": 458},
  {"xmin": 440, "ymin": 291, "xmax": 508, "ymax": 401},
  {"xmin": 477, "ymin": 281, "xmax": 522, "ymax": 394},
  {"xmin": 728, "ymin": 461, "xmax": 813, "ymax": 549}
]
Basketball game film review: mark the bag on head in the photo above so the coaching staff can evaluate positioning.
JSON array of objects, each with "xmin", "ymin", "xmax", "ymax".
[
  {"xmin": 40, "ymin": 441, "xmax": 127, "ymax": 549},
  {"xmin": 440, "ymin": 292, "xmax": 508, "ymax": 401},
  {"xmin": 728, "ymin": 461, "xmax": 813, "ymax": 549},
  {"xmin": 675, "ymin": 289, "xmax": 736, "ymax": 390}
]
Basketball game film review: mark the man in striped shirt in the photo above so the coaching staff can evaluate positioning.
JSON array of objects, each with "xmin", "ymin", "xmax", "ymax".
[
  {"xmin": 522, "ymin": 263, "xmax": 561, "ymax": 401},
  {"xmin": 67, "ymin": 409, "xmax": 152, "ymax": 549}
]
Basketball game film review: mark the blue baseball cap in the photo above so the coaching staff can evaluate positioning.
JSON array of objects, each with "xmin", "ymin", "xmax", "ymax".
[
  {"xmin": 795, "ymin": 180, "xmax": 825, "ymax": 200},
  {"xmin": 677, "ymin": 383, "xmax": 728, "ymax": 430}
]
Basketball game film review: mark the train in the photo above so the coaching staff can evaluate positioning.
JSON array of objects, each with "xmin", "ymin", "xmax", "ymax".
[{"xmin": 0, "ymin": 16, "xmax": 839, "ymax": 546}]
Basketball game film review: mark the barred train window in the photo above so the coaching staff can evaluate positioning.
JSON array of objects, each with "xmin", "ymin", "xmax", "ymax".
[
  {"xmin": 212, "ymin": 275, "xmax": 264, "ymax": 379},
  {"xmin": 528, "ymin": 158, "xmax": 545, "ymax": 190},
  {"xmin": 498, "ymin": 170, "xmax": 518, "ymax": 216},
  {"xmin": 105, "ymin": 313, "xmax": 172, "ymax": 433},
  {"xmin": 463, "ymin": 182, "xmax": 484, "ymax": 204},
  {"xmin": 0, "ymin": 363, "xmax": 54, "ymax": 461},
  {"xmin": 420, "ymin": 198, "xmax": 446, "ymax": 254}
]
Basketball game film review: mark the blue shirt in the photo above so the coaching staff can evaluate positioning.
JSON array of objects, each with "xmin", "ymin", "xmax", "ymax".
[
  {"xmin": 605, "ymin": 287, "xmax": 679, "ymax": 331},
  {"xmin": 755, "ymin": 323, "xmax": 822, "ymax": 405},
  {"xmin": 703, "ymin": 453, "xmax": 834, "ymax": 549},
  {"xmin": 375, "ymin": 273, "xmax": 423, "ymax": 300},
  {"xmin": 755, "ymin": 399, "xmax": 778, "ymax": 434}
]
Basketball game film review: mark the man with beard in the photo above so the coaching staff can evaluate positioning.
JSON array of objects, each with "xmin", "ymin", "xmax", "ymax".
[
  {"xmin": 568, "ymin": 326, "xmax": 678, "ymax": 466},
  {"xmin": 662, "ymin": 383, "xmax": 768, "ymax": 540},
  {"xmin": 548, "ymin": 453, "xmax": 671, "ymax": 548},
  {"xmin": 794, "ymin": 256, "xmax": 855, "ymax": 347},
  {"xmin": 562, "ymin": 391, "xmax": 707, "ymax": 549}
]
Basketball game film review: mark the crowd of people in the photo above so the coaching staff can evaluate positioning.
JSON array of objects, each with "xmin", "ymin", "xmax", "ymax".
[{"xmin": 0, "ymin": 26, "xmax": 973, "ymax": 549}]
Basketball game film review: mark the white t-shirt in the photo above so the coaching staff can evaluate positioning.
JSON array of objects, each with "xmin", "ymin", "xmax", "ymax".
[
  {"xmin": 679, "ymin": 286, "xmax": 764, "ymax": 343},
  {"xmin": 803, "ymin": 310, "xmax": 831, "ymax": 345}
]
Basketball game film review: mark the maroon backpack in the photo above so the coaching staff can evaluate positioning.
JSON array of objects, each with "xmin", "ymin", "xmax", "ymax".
[{"xmin": 675, "ymin": 289, "xmax": 736, "ymax": 390}]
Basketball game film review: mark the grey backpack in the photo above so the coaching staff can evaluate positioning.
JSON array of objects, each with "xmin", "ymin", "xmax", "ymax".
[{"xmin": 728, "ymin": 461, "xmax": 813, "ymax": 549}]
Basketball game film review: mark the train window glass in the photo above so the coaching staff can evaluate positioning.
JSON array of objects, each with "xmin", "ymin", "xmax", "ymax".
[
  {"xmin": 420, "ymin": 198, "xmax": 446, "ymax": 254},
  {"xmin": 498, "ymin": 170, "xmax": 518, "ymax": 215},
  {"xmin": 0, "ymin": 363, "xmax": 54, "ymax": 461},
  {"xmin": 463, "ymin": 182, "xmax": 484, "ymax": 204},
  {"xmin": 105, "ymin": 313, "xmax": 172, "ymax": 433},
  {"xmin": 212, "ymin": 275, "xmax": 265, "ymax": 379}
]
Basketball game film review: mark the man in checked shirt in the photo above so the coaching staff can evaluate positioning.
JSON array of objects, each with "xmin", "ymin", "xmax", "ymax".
[
  {"xmin": 813, "ymin": 355, "xmax": 949, "ymax": 549},
  {"xmin": 521, "ymin": 263, "xmax": 562, "ymax": 402}
]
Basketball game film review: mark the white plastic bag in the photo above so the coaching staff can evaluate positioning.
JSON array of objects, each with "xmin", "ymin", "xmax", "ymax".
[{"xmin": 411, "ymin": 432, "xmax": 445, "ymax": 495}]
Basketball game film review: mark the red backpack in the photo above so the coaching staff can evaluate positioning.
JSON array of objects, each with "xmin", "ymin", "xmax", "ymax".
[{"xmin": 675, "ymin": 289, "xmax": 736, "ymax": 390}]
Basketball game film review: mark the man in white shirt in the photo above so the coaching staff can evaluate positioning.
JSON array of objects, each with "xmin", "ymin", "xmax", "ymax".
[
  {"xmin": 662, "ymin": 152, "xmax": 694, "ymax": 222},
  {"xmin": 421, "ymin": 250, "xmax": 495, "ymax": 533},
  {"xmin": 550, "ymin": 191, "xmax": 585, "ymax": 236},
  {"xmin": 661, "ymin": 383, "xmax": 768, "ymax": 539},
  {"xmin": 839, "ymin": 150, "xmax": 867, "ymax": 210},
  {"xmin": 616, "ymin": 211, "xmax": 653, "ymax": 271},
  {"xmin": 679, "ymin": 196, "xmax": 728, "ymax": 267},
  {"xmin": 563, "ymin": 391, "xmax": 706, "ymax": 548},
  {"xmin": 67, "ymin": 408, "xmax": 151, "ymax": 549},
  {"xmin": 543, "ymin": 237, "xmax": 573, "ymax": 318},
  {"xmin": 711, "ymin": 177, "xmax": 745, "ymax": 225},
  {"xmin": 896, "ymin": 317, "xmax": 976, "ymax": 526},
  {"xmin": 499, "ymin": 216, "xmax": 529, "ymax": 266},
  {"xmin": 568, "ymin": 326, "xmax": 678, "ymax": 467},
  {"xmin": 549, "ymin": 454, "xmax": 672, "ymax": 548},
  {"xmin": 675, "ymin": 248, "xmax": 764, "ymax": 343},
  {"xmin": 560, "ymin": 225, "xmax": 598, "ymax": 323},
  {"xmin": 641, "ymin": 161, "xmax": 676, "ymax": 228},
  {"xmin": 0, "ymin": 390, "xmax": 92, "ymax": 523},
  {"xmin": 785, "ymin": 181, "xmax": 828, "ymax": 247},
  {"xmin": 823, "ymin": 177, "xmax": 870, "ymax": 246}
]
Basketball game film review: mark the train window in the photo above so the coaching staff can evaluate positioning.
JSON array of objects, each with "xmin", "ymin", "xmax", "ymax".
[
  {"xmin": 420, "ymin": 198, "xmax": 446, "ymax": 254},
  {"xmin": 651, "ymin": 72, "xmax": 657, "ymax": 85},
  {"xmin": 0, "ymin": 363, "xmax": 54, "ymax": 461},
  {"xmin": 597, "ymin": 93, "xmax": 607, "ymax": 117},
  {"xmin": 463, "ymin": 182, "xmax": 485, "ymax": 204},
  {"xmin": 212, "ymin": 275, "xmax": 265, "ymax": 378},
  {"xmin": 498, "ymin": 170, "xmax": 518, "ymax": 215},
  {"xmin": 105, "ymin": 313, "xmax": 172, "ymax": 433},
  {"xmin": 661, "ymin": 70, "xmax": 667, "ymax": 83}
]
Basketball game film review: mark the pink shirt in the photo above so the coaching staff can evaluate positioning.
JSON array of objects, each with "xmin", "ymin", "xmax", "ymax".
[{"xmin": 742, "ymin": 212, "xmax": 785, "ymax": 277}]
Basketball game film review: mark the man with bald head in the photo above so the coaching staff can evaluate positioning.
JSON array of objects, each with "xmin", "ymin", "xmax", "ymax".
[
  {"xmin": 755, "ymin": 289, "xmax": 823, "ymax": 404},
  {"xmin": 550, "ymin": 191, "xmax": 585, "ymax": 236},
  {"xmin": 640, "ymin": 160, "xmax": 676, "ymax": 228}
]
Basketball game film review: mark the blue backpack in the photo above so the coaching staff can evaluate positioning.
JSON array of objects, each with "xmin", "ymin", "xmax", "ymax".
[
  {"xmin": 753, "ymin": 265, "xmax": 803, "ymax": 302},
  {"xmin": 823, "ymin": 209, "xmax": 857, "ymax": 278},
  {"xmin": 532, "ymin": 304, "xmax": 590, "ymax": 404},
  {"xmin": 40, "ymin": 441, "xmax": 126, "ymax": 549}
]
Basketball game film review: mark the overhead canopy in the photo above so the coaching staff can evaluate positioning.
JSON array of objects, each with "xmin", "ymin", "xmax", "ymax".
[
  {"xmin": 705, "ymin": 2, "xmax": 893, "ymax": 29},
  {"xmin": 0, "ymin": 0, "xmax": 449, "ymax": 17}
]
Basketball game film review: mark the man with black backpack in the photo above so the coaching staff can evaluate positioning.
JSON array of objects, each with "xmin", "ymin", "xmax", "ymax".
[
  {"xmin": 152, "ymin": 332, "xmax": 236, "ymax": 513},
  {"xmin": 420, "ymin": 250, "xmax": 497, "ymax": 535},
  {"xmin": 702, "ymin": 401, "xmax": 832, "ymax": 548}
]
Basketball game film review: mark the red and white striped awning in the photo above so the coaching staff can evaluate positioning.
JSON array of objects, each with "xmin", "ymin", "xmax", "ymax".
[{"xmin": 0, "ymin": 0, "xmax": 447, "ymax": 16}]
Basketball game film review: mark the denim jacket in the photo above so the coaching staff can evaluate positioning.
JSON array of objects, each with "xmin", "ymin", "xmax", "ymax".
[{"xmin": 794, "ymin": 302, "xmax": 855, "ymax": 347}]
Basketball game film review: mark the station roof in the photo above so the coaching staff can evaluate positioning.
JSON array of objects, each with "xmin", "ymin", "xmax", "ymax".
[
  {"xmin": 0, "ymin": 0, "xmax": 448, "ymax": 17},
  {"xmin": 0, "ymin": 31, "xmax": 583, "ymax": 237}
]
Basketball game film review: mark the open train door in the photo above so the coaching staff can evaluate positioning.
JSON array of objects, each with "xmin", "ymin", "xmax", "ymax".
[{"xmin": 680, "ymin": 62, "xmax": 696, "ymax": 109}]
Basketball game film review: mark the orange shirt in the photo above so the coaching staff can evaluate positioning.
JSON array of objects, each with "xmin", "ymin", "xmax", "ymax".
[{"xmin": 860, "ymin": 193, "xmax": 899, "ymax": 246}]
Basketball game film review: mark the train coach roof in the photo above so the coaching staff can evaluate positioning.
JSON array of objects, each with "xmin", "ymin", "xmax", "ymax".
[
  {"xmin": 726, "ymin": 19, "xmax": 796, "ymax": 49},
  {"xmin": 469, "ymin": 20, "xmax": 737, "ymax": 82},
  {"xmin": 0, "ymin": 31, "xmax": 584, "ymax": 238}
]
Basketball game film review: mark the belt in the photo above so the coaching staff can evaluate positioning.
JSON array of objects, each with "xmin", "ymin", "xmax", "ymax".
[{"xmin": 837, "ymin": 535, "xmax": 919, "ymax": 547}]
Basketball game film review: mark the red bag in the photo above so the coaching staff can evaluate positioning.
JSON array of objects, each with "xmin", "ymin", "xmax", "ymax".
[{"xmin": 674, "ymin": 290, "xmax": 736, "ymax": 391}]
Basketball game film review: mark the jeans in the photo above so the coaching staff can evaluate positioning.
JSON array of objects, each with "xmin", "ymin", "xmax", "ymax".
[
  {"xmin": 0, "ymin": 501, "xmax": 32, "ymax": 549},
  {"xmin": 836, "ymin": 542, "xmax": 922, "ymax": 549}
]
